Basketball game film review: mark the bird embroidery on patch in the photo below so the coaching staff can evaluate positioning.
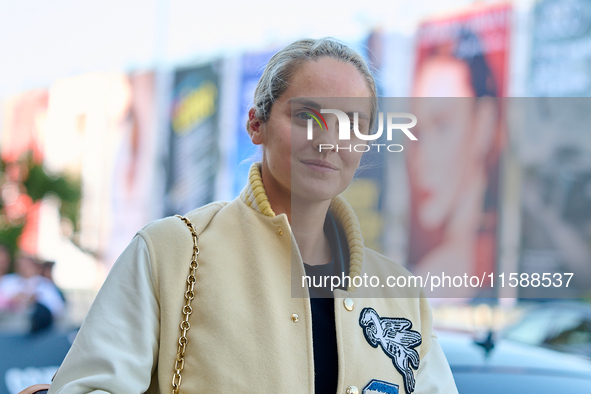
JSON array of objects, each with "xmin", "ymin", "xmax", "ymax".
[{"xmin": 359, "ymin": 307, "xmax": 422, "ymax": 394}]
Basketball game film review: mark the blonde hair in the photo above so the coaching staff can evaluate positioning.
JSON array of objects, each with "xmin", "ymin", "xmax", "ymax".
[{"xmin": 249, "ymin": 37, "xmax": 378, "ymax": 130}]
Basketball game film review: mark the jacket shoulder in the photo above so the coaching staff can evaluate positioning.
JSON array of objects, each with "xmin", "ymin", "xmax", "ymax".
[
  {"xmin": 135, "ymin": 201, "xmax": 228, "ymax": 300},
  {"xmin": 139, "ymin": 201, "xmax": 228, "ymax": 239}
]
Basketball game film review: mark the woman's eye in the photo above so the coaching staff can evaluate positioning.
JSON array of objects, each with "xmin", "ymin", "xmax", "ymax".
[
  {"xmin": 351, "ymin": 120, "xmax": 369, "ymax": 135},
  {"xmin": 296, "ymin": 112, "xmax": 313, "ymax": 120}
]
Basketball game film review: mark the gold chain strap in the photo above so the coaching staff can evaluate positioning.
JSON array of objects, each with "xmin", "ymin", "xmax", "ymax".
[{"xmin": 172, "ymin": 215, "xmax": 200, "ymax": 394}]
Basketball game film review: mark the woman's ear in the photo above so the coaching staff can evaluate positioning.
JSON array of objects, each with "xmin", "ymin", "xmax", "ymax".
[{"xmin": 247, "ymin": 108, "xmax": 264, "ymax": 145}]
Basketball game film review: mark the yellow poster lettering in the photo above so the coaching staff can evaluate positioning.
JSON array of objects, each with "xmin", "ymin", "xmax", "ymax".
[{"xmin": 172, "ymin": 81, "xmax": 218, "ymax": 134}]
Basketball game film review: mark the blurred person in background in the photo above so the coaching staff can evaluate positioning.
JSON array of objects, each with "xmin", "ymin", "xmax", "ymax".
[
  {"xmin": 408, "ymin": 28, "xmax": 502, "ymax": 297},
  {"xmin": 48, "ymin": 38, "xmax": 456, "ymax": 394},
  {"xmin": 0, "ymin": 245, "xmax": 13, "ymax": 309},
  {"xmin": 0, "ymin": 253, "xmax": 65, "ymax": 333},
  {"xmin": 0, "ymin": 244, "xmax": 11, "ymax": 278},
  {"xmin": 41, "ymin": 260, "xmax": 66, "ymax": 303}
]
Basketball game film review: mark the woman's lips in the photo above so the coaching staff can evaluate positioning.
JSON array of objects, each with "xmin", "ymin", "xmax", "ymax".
[{"xmin": 300, "ymin": 159, "xmax": 339, "ymax": 172}]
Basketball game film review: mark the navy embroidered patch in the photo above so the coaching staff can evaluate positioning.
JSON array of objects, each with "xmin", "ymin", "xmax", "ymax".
[
  {"xmin": 359, "ymin": 307, "xmax": 422, "ymax": 394},
  {"xmin": 363, "ymin": 379, "xmax": 399, "ymax": 394}
]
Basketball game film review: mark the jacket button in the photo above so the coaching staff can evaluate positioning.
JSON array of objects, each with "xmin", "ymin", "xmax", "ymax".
[
  {"xmin": 277, "ymin": 227, "xmax": 283, "ymax": 235},
  {"xmin": 343, "ymin": 298, "xmax": 354, "ymax": 311},
  {"xmin": 291, "ymin": 313, "xmax": 299, "ymax": 323},
  {"xmin": 346, "ymin": 386, "xmax": 359, "ymax": 394}
]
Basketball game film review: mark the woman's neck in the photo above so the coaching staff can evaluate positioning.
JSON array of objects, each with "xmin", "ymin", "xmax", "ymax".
[
  {"xmin": 261, "ymin": 163, "xmax": 332, "ymax": 266},
  {"xmin": 291, "ymin": 197, "xmax": 332, "ymax": 266}
]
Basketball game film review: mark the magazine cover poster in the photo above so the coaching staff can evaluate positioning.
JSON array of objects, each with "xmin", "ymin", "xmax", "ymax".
[
  {"xmin": 407, "ymin": 4, "xmax": 510, "ymax": 296},
  {"xmin": 166, "ymin": 63, "xmax": 220, "ymax": 216}
]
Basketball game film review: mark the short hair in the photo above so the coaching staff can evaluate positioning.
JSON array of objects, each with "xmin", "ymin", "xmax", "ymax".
[{"xmin": 250, "ymin": 37, "xmax": 378, "ymax": 130}]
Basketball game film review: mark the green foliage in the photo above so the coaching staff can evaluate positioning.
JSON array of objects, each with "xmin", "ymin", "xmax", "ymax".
[
  {"xmin": 0, "ymin": 152, "xmax": 81, "ymax": 261},
  {"xmin": 0, "ymin": 221, "xmax": 24, "ymax": 253},
  {"xmin": 22, "ymin": 161, "xmax": 82, "ymax": 227}
]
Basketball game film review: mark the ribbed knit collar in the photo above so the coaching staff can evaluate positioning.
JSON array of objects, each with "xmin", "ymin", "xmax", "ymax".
[{"xmin": 240, "ymin": 163, "xmax": 364, "ymax": 288}]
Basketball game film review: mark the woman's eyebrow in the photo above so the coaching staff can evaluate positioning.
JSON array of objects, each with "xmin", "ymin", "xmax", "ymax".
[
  {"xmin": 349, "ymin": 111, "xmax": 369, "ymax": 120},
  {"xmin": 291, "ymin": 99, "xmax": 369, "ymax": 119},
  {"xmin": 291, "ymin": 98, "xmax": 322, "ymax": 109}
]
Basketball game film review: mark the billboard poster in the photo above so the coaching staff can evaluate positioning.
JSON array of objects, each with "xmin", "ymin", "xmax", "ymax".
[
  {"xmin": 529, "ymin": 0, "xmax": 591, "ymax": 96},
  {"xmin": 45, "ymin": 73, "xmax": 133, "ymax": 257},
  {"xmin": 104, "ymin": 72, "xmax": 158, "ymax": 269},
  {"xmin": 515, "ymin": 99, "xmax": 591, "ymax": 298},
  {"xmin": 407, "ymin": 4, "xmax": 510, "ymax": 296},
  {"xmin": 524, "ymin": 0, "xmax": 591, "ymax": 297},
  {"xmin": 379, "ymin": 31, "xmax": 416, "ymax": 263},
  {"xmin": 166, "ymin": 63, "xmax": 220, "ymax": 216},
  {"xmin": 342, "ymin": 31, "xmax": 388, "ymax": 253},
  {"xmin": 39, "ymin": 73, "xmax": 131, "ymax": 287}
]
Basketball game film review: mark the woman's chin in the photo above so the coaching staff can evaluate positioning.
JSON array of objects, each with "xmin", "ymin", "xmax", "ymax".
[{"xmin": 291, "ymin": 184, "xmax": 339, "ymax": 205}]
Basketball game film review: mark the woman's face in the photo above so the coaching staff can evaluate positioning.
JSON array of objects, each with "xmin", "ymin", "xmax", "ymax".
[
  {"xmin": 410, "ymin": 56, "xmax": 494, "ymax": 229},
  {"xmin": 254, "ymin": 57, "xmax": 373, "ymax": 204}
]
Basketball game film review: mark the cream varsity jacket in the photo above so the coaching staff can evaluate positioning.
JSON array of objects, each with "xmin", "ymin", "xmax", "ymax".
[{"xmin": 49, "ymin": 164, "xmax": 457, "ymax": 394}]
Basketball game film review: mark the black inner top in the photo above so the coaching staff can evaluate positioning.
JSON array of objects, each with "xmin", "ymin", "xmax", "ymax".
[{"xmin": 303, "ymin": 211, "xmax": 350, "ymax": 394}]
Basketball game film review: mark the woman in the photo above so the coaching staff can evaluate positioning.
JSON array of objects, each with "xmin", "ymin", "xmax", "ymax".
[{"xmin": 47, "ymin": 38, "xmax": 457, "ymax": 394}]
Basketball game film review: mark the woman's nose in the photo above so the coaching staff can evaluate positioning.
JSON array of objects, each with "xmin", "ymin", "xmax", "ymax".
[{"xmin": 312, "ymin": 118, "xmax": 339, "ymax": 152}]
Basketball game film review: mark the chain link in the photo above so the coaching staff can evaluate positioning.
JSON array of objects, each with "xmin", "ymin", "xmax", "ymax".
[{"xmin": 172, "ymin": 215, "xmax": 199, "ymax": 394}]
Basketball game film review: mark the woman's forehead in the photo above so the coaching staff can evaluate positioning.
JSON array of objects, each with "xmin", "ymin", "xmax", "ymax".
[{"xmin": 284, "ymin": 57, "xmax": 372, "ymax": 99}]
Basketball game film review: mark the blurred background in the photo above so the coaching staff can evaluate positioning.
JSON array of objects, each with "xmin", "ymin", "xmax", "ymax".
[{"xmin": 1, "ymin": 0, "xmax": 591, "ymax": 392}]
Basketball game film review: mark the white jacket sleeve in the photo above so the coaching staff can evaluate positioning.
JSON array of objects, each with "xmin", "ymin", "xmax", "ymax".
[
  {"xmin": 414, "ymin": 335, "xmax": 458, "ymax": 394},
  {"xmin": 49, "ymin": 235, "xmax": 160, "ymax": 394}
]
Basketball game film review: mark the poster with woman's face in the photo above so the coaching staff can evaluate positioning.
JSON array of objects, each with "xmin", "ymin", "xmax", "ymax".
[{"xmin": 407, "ymin": 4, "xmax": 510, "ymax": 297}]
